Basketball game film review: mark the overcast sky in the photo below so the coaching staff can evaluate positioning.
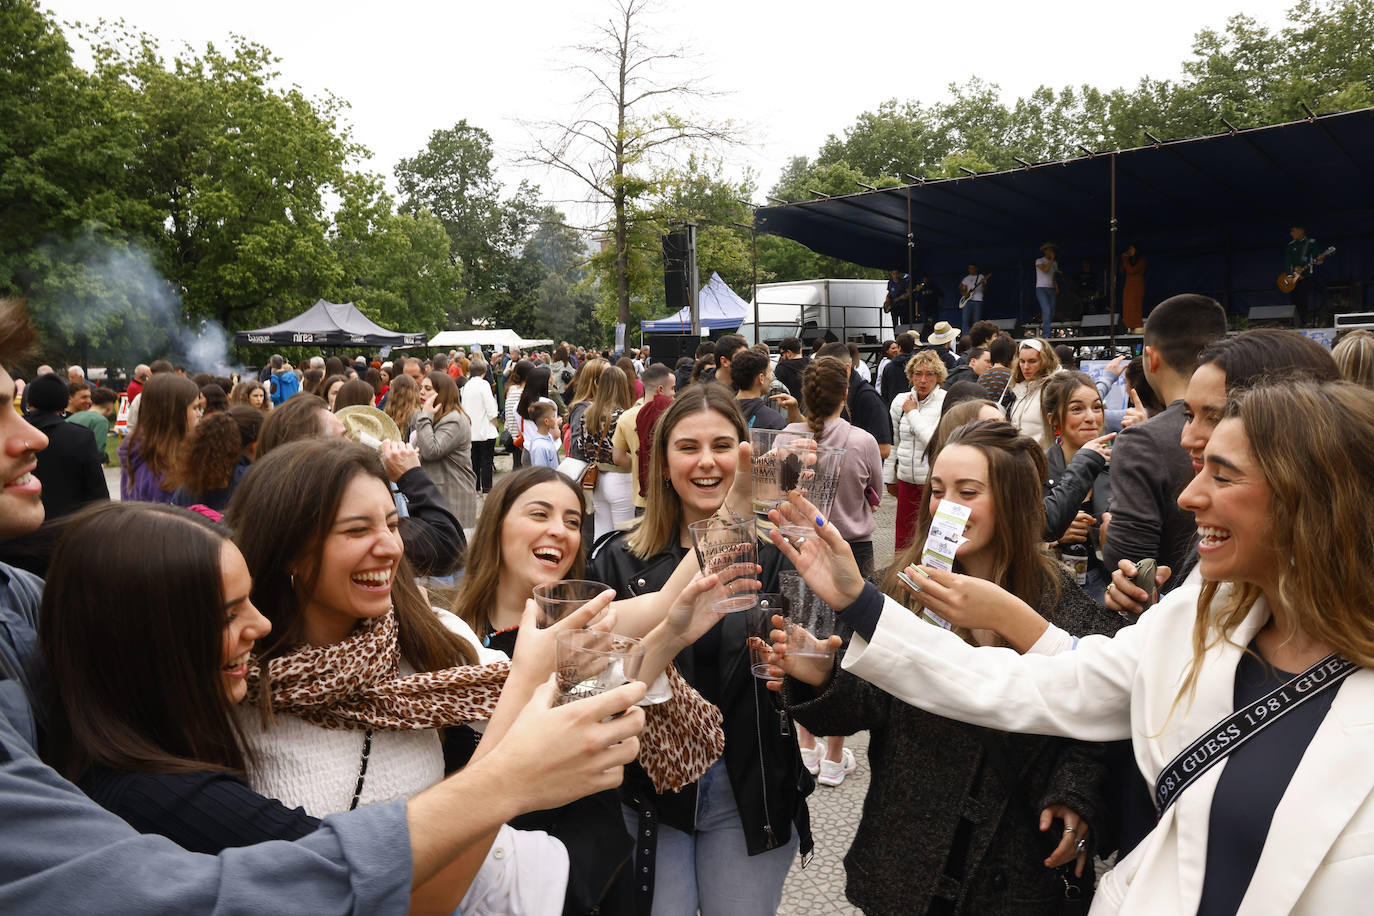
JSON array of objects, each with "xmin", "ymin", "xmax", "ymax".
[{"xmin": 43, "ymin": 0, "xmax": 1300, "ymax": 220}]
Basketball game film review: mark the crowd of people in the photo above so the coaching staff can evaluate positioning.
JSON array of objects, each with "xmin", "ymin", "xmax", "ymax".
[{"xmin": 3, "ymin": 295, "xmax": 1374, "ymax": 914}]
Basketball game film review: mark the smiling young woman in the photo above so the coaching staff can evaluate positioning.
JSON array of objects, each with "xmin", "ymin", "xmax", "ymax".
[
  {"xmin": 773, "ymin": 418, "xmax": 1123, "ymax": 914},
  {"xmin": 38, "ymin": 502, "xmax": 316, "ymax": 856},
  {"xmin": 1041, "ymin": 371, "xmax": 1115, "ymax": 602},
  {"xmin": 773, "ymin": 380, "xmax": 1374, "ymax": 915},
  {"xmin": 589, "ymin": 383, "xmax": 809, "ymax": 916}
]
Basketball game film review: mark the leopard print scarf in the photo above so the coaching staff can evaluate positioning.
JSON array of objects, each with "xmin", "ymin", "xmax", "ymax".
[
  {"xmin": 244, "ymin": 608, "xmax": 724, "ymax": 793},
  {"xmin": 244, "ymin": 609, "xmax": 510, "ymax": 731}
]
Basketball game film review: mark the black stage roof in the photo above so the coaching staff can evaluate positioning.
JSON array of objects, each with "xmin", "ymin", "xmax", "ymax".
[{"xmin": 754, "ymin": 108, "xmax": 1374, "ymax": 320}]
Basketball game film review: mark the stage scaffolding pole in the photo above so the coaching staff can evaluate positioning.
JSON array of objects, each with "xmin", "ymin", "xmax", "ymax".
[{"xmin": 1109, "ymin": 153, "xmax": 1119, "ymax": 349}]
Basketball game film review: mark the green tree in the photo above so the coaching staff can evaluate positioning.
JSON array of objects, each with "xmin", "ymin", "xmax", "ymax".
[
  {"xmin": 585, "ymin": 156, "xmax": 755, "ymax": 333},
  {"xmin": 88, "ymin": 29, "xmax": 356, "ymax": 331},
  {"xmin": 329, "ymin": 173, "xmax": 462, "ymax": 336},
  {"xmin": 520, "ymin": 206, "xmax": 602, "ymax": 344},
  {"xmin": 395, "ymin": 120, "xmax": 543, "ymax": 328}
]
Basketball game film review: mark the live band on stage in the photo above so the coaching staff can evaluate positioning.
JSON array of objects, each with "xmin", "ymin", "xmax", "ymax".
[{"xmin": 883, "ymin": 224, "xmax": 1350, "ymax": 346}]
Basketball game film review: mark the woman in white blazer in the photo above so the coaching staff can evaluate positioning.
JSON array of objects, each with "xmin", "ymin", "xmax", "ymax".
[{"xmin": 767, "ymin": 379, "xmax": 1374, "ymax": 915}]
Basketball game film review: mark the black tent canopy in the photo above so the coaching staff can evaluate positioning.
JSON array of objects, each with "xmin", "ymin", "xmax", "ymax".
[
  {"xmin": 754, "ymin": 108, "xmax": 1374, "ymax": 319},
  {"xmin": 234, "ymin": 299, "xmax": 427, "ymax": 347}
]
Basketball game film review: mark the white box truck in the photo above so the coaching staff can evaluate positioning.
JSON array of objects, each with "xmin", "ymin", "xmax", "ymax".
[{"xmin": 738, "ymin": 279, "xmax": 891, "ymax": 347}]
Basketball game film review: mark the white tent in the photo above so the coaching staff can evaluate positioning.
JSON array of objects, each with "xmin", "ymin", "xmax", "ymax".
[
  {"xmin": 640, "ymin": 272, "xmax": 749, "ymax": 333},
  {"xmin": 425, "ymin": 329, "xmax": 554, "ymax": 350}
]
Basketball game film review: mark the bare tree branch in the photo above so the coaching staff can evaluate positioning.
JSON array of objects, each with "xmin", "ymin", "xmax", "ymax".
[{"xmin": 522, "ymin": 0, "xmax": 739, "ymax": 327}]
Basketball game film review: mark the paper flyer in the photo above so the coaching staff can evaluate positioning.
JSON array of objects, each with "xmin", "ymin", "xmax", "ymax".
[{"xmin": 918, "ymin": 500, "xmax": 971, "ymax": 628}]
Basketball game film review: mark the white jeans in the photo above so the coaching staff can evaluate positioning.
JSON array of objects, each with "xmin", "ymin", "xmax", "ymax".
[{"xmin": 592, "ymin": 470, "xmax": 635, "ymax": 536}]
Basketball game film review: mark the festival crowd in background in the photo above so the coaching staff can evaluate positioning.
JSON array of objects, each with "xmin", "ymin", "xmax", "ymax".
[{"xmin": 3, "ymin": 296, "xmax": 1374, "ymax": 914}]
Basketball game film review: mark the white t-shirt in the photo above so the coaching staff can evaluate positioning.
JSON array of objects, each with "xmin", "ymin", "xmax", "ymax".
[
  {"xmin": 960, "ymin": 274, "xmax": 986, "ymax": 301},
  {"xmin": 1035, "ymin": 258, "xmax": 1056, "ymax": 288},
  {"xmin": 461, "ymin": 377, "xmax": 500, "ymax": 442}
]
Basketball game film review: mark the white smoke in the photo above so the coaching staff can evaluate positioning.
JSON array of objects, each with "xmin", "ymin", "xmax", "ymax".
[{"xmin": 31, "ymin": 228, "xmax": 236, "ymax": 373}]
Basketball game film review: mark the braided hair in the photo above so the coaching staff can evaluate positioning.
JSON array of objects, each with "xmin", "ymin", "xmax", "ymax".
[{"xmin": 801, "ymin": 356, "xmax": 849, "ymax": 436}]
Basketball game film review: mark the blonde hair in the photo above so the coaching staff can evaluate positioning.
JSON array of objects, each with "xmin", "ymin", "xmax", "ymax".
[
  {"xmin": 1332, "ymin": 330, "xmax": 1374, "ymax": 389},
  {"xmin": 1176, "ymin": 380, "xmax": 1374, "ymax": 709},
  {"xmin": 568, "ymin": 358, "xmax": 609, "ymax": 406},
  {"xmin": 384, "ymin": 374, "xmax": 420, "ymax": 433},
  {"xmin": 1010, "ymin": 338, "xmax": 1060, "ymax": 384},
  {"xmin": 585, "ymin": 365, "xmax": 632, "ymax": 438},
  {"xmin": 905, "ymin": 349, "xmax": 949, "ymax": 385}
]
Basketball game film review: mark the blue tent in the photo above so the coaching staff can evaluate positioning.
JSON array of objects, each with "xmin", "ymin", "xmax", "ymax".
[{"xmin": 641, "ymin": 272, "xmax": 748, "ymax": 333}]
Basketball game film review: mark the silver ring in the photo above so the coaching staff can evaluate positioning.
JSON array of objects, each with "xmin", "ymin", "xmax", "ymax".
[
  {"xmin": 1076, "ymin": 838, "xmax": 1087, "ymax": 852},
  {"xmin": 1063, "ymin": 826, "xmax": 1076, "ymax": 835}
]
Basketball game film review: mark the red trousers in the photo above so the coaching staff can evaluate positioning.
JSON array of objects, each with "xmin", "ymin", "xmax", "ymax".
[{"xmin": 895, "ymin": 480, "xmax": 925, "ymax": 552}]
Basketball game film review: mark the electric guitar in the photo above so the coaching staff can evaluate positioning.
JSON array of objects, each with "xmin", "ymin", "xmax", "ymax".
[
  {"xmin": 1277, "ymin": 246, "xmax": 1335, "ymax": 293},
  {"xmin": 958, "ymin": 273, "xmax": 990, "ymax": 310}
]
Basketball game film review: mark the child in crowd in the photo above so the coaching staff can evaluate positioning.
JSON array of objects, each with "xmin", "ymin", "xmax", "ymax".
[{"xmin": 527, "ymin": 401, "xmax": 560, "ymax": 468}]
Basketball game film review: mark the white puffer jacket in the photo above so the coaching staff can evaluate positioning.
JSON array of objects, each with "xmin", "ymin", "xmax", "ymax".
[{"xmin": 883, "ymin": 387, "xmax": 946, "ymax": 485}]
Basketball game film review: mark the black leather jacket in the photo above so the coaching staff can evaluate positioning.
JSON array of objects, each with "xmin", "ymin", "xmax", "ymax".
[
  {"xmin": 589, "ymin": 532, "xmax": 814, "ymax": 866},
  {"xmin": 394, "ymin": 467, "xmax": 466, "ymax": 576}
]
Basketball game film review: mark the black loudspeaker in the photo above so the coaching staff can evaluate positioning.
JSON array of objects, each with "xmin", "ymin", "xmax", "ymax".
[
  {"xmin": 662, "ymin": 231, "xmax": 690, "ymax": 313},
  {"xmin": 646, "ymin": 334, "xmax": 700, "ymax": 367}
]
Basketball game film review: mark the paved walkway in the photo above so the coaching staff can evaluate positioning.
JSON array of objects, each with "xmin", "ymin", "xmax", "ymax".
[{"xmin": 779, "ymin": 495, "xmax": 895, "ymax": 915}]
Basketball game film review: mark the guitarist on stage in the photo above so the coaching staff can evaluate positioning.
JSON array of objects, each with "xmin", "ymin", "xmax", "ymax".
[
  {"xmin": 1283, "ymin": 224, "xmax": 1324, "ymax": 323},
  {"xmin": 958, "ymin": 263, "xmax": 988, "ymax": 331},
  {"xmin": 884, "ymin": 269, "xmax": 914, "ymax": 333}
]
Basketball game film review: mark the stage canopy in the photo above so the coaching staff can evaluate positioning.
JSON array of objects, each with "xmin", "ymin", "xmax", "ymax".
[
  {"xmin": 753, "ymin": 108, "xmax": 1374, "ymax": 318},
  {"xmin": 427, "ymin": 329, "xmax": 553, "ymax": 350},
  {"xmin": 235, "ymin": 299, "xmax": 426, "ymax": 347},
  {"xmin": 641, "ymin": 272, "xmax": 749, "ymax": 333}
]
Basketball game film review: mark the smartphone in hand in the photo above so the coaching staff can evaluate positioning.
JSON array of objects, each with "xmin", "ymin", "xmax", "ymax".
[{"xmin": 1131, "ymin": 558, "xmax": 1158, "ymax": 604}]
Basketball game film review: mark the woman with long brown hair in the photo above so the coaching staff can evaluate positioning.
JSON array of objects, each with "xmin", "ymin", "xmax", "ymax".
[
  {"xmin": 578, "ymin": 364, "xmax": 635, "ymax": 535},
  {"xmin": 384, "ymin": 372, "xmax": 420, "ymax": 438},
  {"xmin": 771, "ymin": 420, "xmax": 1121, "ymax": 914},
  {"xmin": 229, "ymin": 440, "xmax": 723, "ymax": 913},
  {"xmin": 169, "ymin": 411, "xmax": 251, "ymax": 512},
  {"xmin": 772, "ymin": 380, "xmax": 1374, "ymax": 913},
  {"xmin": 228, "ymin": 379, "xmax": 270, "ymax": 412},
  {"xmin": 40, "ymin": 501, "xmax": 302, "ymax": 852},
  {"xmin": 1041, "ymin": 370, "xmax": 1116, "ymax": 603},
  {"xmin": 119, "ymin": 373, "xmax": 203, "ymax": 503},
  {"xmin": 416, "ymin": 370, "xmax": 477, "ymax": 529},
  {"xmin": 565, "ymin": 357, "xmax": 609, "ymax": 458}
]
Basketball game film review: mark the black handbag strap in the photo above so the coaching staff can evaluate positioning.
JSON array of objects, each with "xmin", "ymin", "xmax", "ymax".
[{"xmin": 1153, "ymin": 653, "xmax": 1356, "ymax": 817}]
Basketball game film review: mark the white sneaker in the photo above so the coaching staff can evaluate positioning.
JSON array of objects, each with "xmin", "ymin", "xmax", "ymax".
[
  {"xmin": 799, "ymin": 743, "xmax": 823, "ymax": 776},
  {"xmin": 817, "ymin": 748, "xmax": 857, "ymax": 787}
]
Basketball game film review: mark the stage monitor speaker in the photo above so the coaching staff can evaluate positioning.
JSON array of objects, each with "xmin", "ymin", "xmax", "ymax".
[
  {"xmin": 662, "ymin": 231, "xmax": 690, "ymax": 313},
  {"xmin": 1247, "ymin": 305, "xmax": 1297, "ymax": 324},
  {"xmin": 1079, "ymin": 314, "xmax": 1120, "ymax": 332},
  {"xmin": 989, "ymin": 318, "xmax": 1018, "ymax": 332},
  {"xmin": 1335, "ymin": 311, "xmax": 1374, "ymax": 330}
]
